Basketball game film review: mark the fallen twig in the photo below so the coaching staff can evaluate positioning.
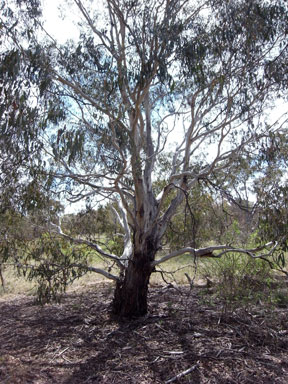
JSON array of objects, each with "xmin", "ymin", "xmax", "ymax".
[
  {"xmin": 165, "ymin": 364, "xmax": 198, "ymax": 383},
  {"xmin": 50, "ymin": 347, "xmax": 70, "ymax": 362}
]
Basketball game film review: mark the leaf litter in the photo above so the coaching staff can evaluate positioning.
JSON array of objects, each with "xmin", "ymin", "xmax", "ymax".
[{"xmin": 0, "ymin": 282, "xmax": 288, "ymax": 383}]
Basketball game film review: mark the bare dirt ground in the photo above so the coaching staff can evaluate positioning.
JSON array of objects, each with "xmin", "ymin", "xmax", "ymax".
[{"xmin": 1, "ymin": 283, "xmax": 288, "ymax": 383}]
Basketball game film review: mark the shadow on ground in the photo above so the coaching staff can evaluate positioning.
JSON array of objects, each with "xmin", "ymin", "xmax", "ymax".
[{"xmin": 1, "ymin": 283, "xmax": 288, "ymax": 383}]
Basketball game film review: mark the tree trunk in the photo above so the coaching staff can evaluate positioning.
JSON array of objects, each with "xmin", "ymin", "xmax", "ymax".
[{"xmin": 112, "ymin": 251, "xmax": 153, "ymax": 318}]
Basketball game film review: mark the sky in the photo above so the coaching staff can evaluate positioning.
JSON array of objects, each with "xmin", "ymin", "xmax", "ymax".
[{"xmin": 42, "ymin": 0, "xmax": 79, "ymax": 44}]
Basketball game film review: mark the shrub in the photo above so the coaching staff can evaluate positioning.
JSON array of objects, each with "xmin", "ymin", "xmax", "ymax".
[{"xmin": 201, "ymin": 254, "xmax": 272, "ymax": 307}]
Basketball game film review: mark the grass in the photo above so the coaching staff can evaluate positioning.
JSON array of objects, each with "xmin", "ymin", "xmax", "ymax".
[
  {"xmin": 0, "ymin": 264, "xmax": 109, "ymax": 299},
  {"xmin": 0, "ymin": 266, "xmax": 35, "ymax": 298},
  {"xmin": 151, "ymin": 252, "xmax": 199, "ymax": 285},
  {"xmin": 0, "ymin": 253, "xmax": 198, "ymax": 299},
  {"xmin": 1, "ymin": 248, "xmax": 287, "ymax": 306}
]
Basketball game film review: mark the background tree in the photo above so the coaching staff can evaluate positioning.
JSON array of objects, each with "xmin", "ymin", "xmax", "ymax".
[
  {"xmin": 253, "ymin": 132, "xmax": 288, "ymax": 275},
  {"xmin": 0, "ymin": 0, "xmax": 66, "ymax": 291},
  {"xmin": 1, "ymin": 0, "xmax": 288, "ymax": 317}
]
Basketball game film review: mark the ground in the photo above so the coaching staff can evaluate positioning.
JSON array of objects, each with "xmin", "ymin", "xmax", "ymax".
[{"xmin": 0, "ymin": 283, "xmax": 288, "ymax": 383}]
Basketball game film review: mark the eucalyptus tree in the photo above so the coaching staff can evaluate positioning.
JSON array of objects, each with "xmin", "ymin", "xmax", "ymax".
[
  {"xmin": 252, "ymin": 132, "xmax": 288, "ymax": 275},
  {"xmin": 0, "ymin": 0, "xmax": 65, "ymax": 290},
  {"xmin": 0, "ymin": 0, "xmax": 63, "ymax": 213},
  {"xmin": 2, "ymin": 0, "xmax": 288, "ymax": 316}
]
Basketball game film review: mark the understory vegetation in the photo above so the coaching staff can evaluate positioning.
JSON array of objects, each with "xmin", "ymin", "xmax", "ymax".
[
  {"xmin": 1, "ymin": 244, "xmax": 288, "ymax": 311},
  {"xmin": 1, "ymin": 184, "xmax": 288, "ymax": 306}
]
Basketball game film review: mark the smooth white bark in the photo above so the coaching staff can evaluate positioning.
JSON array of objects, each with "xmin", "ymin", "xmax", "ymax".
[{"xmin": 152, "ymin": 242, "xmax": 277, "ymax": 267}]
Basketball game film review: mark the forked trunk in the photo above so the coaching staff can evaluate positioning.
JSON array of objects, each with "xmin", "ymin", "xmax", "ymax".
[{"xmin": 112, "ymin": 251, "xmax": 154, "ymax": 318}]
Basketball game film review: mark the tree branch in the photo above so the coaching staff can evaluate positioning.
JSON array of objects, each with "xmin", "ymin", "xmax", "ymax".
[
  {"xmin": 49, "ymin": 222, "xmax": 124, "ymax": 269},
  {"xmin": 3, "ymin": 262, "xmax": 119, "ymax": 282},
  {"xmin": 152, "ymin": 242, "xmax": 277, "ymax": 267}
]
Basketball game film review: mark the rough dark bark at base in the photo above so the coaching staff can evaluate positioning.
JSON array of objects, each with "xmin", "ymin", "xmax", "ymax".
[{"xmin": 112, "ymin": 258, "xmax": 152, "ymax": 318}]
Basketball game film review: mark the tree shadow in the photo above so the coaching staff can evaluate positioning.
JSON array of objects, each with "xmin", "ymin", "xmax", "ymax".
[{"xmin": 1, "ymin": 285, "xmax": 288, "ymax": 383}]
